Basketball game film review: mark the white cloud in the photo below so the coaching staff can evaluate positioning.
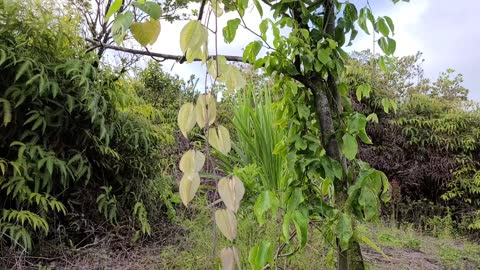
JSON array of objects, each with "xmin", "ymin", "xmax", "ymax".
[{"xmin": 151, "ymin": 0, "xmax": 480, "ymax": 100}]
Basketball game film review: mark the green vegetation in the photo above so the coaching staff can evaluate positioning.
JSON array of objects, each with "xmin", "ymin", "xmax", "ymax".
[{"xmin": 0, "ymin": 0, "xmax": 479, "ymax": 269}]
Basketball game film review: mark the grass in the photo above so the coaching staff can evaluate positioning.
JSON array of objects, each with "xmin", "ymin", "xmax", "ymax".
[{"xmin": 158, "ymin": 209, "xmax": 480, "ymax": 270}]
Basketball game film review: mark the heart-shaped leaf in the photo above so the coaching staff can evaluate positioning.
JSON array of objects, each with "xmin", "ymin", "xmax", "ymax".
[
  {"xmin": 178, "ymin": 102, "xmax": 196, "ymax": 137},
  {"xmin": 180, "ymin": 20, "xmax": 208, "ymax": 53},
  {"xmin": 130, "ymin": 19, "xmax": 161, "ymax": 46},
  {"xmin": 218, "ymin": 176, "xmax": 245, "ymax": 213},
  {"xmin": 221, "ymin": 247, "xmax": 241, "ymax": 270},
  {"xmin": 215, "ymin": 209, "xmax": 237, "ymax": 241},
  {"xmin": 179, "ymin": 172, "xmax": 200, "ymax": 206},
  {"xmin": 179, "ymin": 150, "xmax": 205, "ymax": 174},
  {"xmin": 195, "ymin": 94, "xmax": 216, "ymax": 128},
  {"xmin": 208, "ymin": 125, "xmax": 232, "ymax": 154}
]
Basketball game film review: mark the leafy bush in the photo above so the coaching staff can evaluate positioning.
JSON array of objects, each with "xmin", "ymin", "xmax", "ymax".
[
  {"xmin": 347, "ymin": 51, "xmax": 480, "ymax": 235},
  {"xmin": 0, "ymin": 0, "xmax": 176, "ymax": 250}
]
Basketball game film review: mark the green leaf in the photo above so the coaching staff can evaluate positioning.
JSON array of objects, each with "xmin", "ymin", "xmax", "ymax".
[
  {"xmin": 254, "ymin": 191, "xmax": 279, "ymax": 225},
  {"xmin": 286, "ymin": 188, "xmax": 304, "ymax": 213},
  {"xmin": 381, "ymin": 98, "xmax": 390, "ymax": 113},
  {"xmin": 358, "ymin": 8, "xmax": 370, "ymax": 34},
  {"xmin": 336, "ymin": 213, "xmax": 353, "ymax": 251},
  {"xmin": 253, "ymin": 0, "xmax": 263, "ymax": 17},
  {"xmin": 259, "ymin": 19, "xmax": 269, "ymax": 40},
  {"xmin": 378, "ymin": 37, "xmax": 396, "ymax": 55},
  {"xmin": 359, "ymin": 187, "xmax": 378, "ymax": 220},
  {"xmin": 366, "ymin": 113, "xmax": 378, "ymax": 123},
  {"xmin": 112, "ymin": 12, "xmax": 134, "ymax": 44},
  {"xmin": 384, "ymin": 16, "xmax": 394, "ymax": 34},
  {"xmin": 237, "ymin": 0, "xmax": 249, "ymax": 17},
  {"xmin": 105, "ymin": 0, "xmax": 122, "ymax": 21},
  {"xmin": 223, "ymin": 19, "xmax": 241, "ymax": 43},
  {"xmin": 292, "ymin": 210, "xmax": 308, "ymax": 247},
  {"xmin": 317, "ymin": 49, "xmax": 331, "ymax": 65},
  {"xmin": 342, "ymin": 133, "xmax": 358, "ymax": 161},
  {"xmin": 356, "ymin": 83, "xmax": 371, "ymax": 101},
  {"xmin": 130, "ymin": 19, "xmax": 161, "ymax": 46},
  {"xmin": 376, "ymin": 17, "xmax": 390, "ymax": 36},
  {"xmin": 357, "ymin": 233, "xmax": 388, "ymax": 258},
  {"xmin": 132, "ymin": 1, "xmax": 162, "ymax": 19},
  {"xmin": 249, "ymin": 241, "xmax": 273, "ymax": 270},
  {"xmin": 378, "ymin": 57, "xmax": 388, "ymax": 72},
  {"xmin": 0, "ymin": 98, "xmax": 12, "ymax": 126},
  {"xmin": 243, "ymin": 41, "xmax": 262, "ymax": 63},
  {"xmin": 343, "ymin": 3, "xmax": 358, "ymax": 22}
]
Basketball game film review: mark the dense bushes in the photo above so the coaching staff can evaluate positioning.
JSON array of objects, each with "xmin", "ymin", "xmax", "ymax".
[
  {"xmin": 0, "ymin": 0, "xmax": 178, "ymax": 250},
  {"xmin": 346, "ymin": 51, "xmax": 480, "ymax": 234}
]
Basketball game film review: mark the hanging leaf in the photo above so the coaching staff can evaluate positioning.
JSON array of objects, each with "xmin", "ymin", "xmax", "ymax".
[
  {"xmin": 359, "ymin": 187, "xmax": 378, "ymax": 220},
  {"xmin": 223, "ymin": 19, "xmax": 241, "ymax": 43},
  {"xmin": 208, "ymin": 125, "xmax": 232, "ymax": 154},
  {"xmin": 179, "ymin": 172, "xmax": 200, "ymax": 206},
  {"xmin": 105, "ymin": 0, "xmax": 123, "ymax": 21},
  {"xmin": 177, "ymin": 102, "xmax": 196, "ymax": 137},
  {"xmin": 180, "ymin": 20, "xmax": 208, "ymax": 61},
  {"xmin": 248, "ymin": 241, "xmax": 273, "ymax": 270},
  {"xmin": 130, "ymin": 19, "xmax": 161, "ymax": 46},
  {"xmin": 292, "ymin": 210, "xmax": 308, "ymax": 247},
  {"xmin": 215, "ymin": 209, "xmax": 237, "ymax": 241},
  {"xmin": 0, "ymin": 98, "xmax": 12, "ymax": 126},
  {"xmin": 195, "ymin": 94, "xmax": 217, "ymax": 128},
  {"xmin": 336, "ymin": 213, "xmax": 353, "ymax": 251},
  {"xmin": 243, "ymin": 41, "xmax": 262, "ymax": 63},
  {"xmin": 218, "ymin": 176, "xmax": 245, "ymax": 213},
  {"xmin": 342, "ymin": 133, "xmax": 358, "ymax": 161},
  {"xmin": 179, "ymin": 150, "xmax": 205, "ymax": 174},
  {"xmin": 221, "ymin": 65, "xmax": 246, "ymax": 92},
  {"xmin": 132, "ymin": 1, "xmax": 162, "ymax": 20},
  {"xmin": 254, "ymin": 191, "xmax": 279, "ymax": 225},
  {"xmin": 112, "ymin": 12, "xmax": 134, "ymax": 44},
  {"xmin": 221, "ymin": 247, "xmax": 241, "ymax": 270},
  {"xmin": 207, "ymin": 56, "xmax": 228, "ymax": 79},
  {"xmin": 211, "ymin": 0, "xmax": 224, "ymax": 17}
]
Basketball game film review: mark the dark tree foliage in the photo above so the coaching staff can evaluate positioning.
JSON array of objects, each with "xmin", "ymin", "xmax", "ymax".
[{"xmin": 347, "ymin": 52, "xmax": 480, "ymax": 233}]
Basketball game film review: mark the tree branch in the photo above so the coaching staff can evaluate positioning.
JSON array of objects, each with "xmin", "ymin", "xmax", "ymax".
[{"xmin": 85, "ymin": 38, "xmax": 245, "ymax": 63}]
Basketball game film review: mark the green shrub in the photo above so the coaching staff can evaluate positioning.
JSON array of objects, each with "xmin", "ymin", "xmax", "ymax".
[{"xmin": 0, "ymin": 0, "xmax": 177, "ymax": 250}]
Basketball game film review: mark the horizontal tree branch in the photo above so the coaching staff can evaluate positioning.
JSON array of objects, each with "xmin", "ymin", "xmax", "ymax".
[{"xmin": 85, "ymin": 38, "xmax": 245, "ymax": 63}]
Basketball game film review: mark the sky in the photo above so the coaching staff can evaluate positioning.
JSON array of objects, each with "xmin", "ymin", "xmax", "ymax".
[{"xmin": 152, "ymin": 0, "xmax": 480, "ymax": 100}]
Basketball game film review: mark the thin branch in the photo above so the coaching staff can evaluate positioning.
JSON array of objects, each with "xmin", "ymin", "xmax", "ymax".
[{"xmin": 86, "ymin": 38, "xmax": 245, "ymax": 62}]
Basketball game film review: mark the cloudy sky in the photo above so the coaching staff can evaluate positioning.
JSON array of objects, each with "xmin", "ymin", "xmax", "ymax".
[{"xmin": 152, "ymin": 0, "xmax": 480, "ymax": 100}]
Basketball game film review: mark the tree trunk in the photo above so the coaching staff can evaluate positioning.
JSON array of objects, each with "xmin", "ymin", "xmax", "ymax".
[{"xmin": 309, "ymin": 77, "xmax": 365, "ymax": 270}]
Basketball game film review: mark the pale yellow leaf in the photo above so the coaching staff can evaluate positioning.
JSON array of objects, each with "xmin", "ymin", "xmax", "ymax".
[
  {"xmin": 180, "ymin": 20, "xmax": 208, "ymax": 53},
  {"xmin": 218, "ymin": 65, "xmax": 246, "ymax": 92},
  {"xmin": 195, "ymin": 94, "xmax": 216, "ymax": 128},
  {"xmin": 179, "ymin": 172, "xmax": 200, "ymax": 206},
  {"xmin": 179, "ymin": 150, "xmax": 205, "ymax": 174},
  {"xmin": 215, "ymin": 209, "xmax": 237, "ymax": 241},
  {"xmin": 211, "ymin": 0, "xmax": 224, "ymax": 17},
  {"xmin": 218, "ymin": 176, "xmax": 245, "ymax": 213},
  {"xmin": 221, "ymin": 247, "xmax": 241, "ymax": 270},
  {"xmin": 177, "ymin": 102, "xmax": 196, "ymax": 138},
  {"xmin": 130, "ymin": 19, "xmax": 161, "ymax": 46},
  {"xmin": 207, "ymin": 56, "xmax": 228, "ymax": 79},
  {"xmin": 208, "ymin": 125, "xmax": 232, "ymax": 155}
]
